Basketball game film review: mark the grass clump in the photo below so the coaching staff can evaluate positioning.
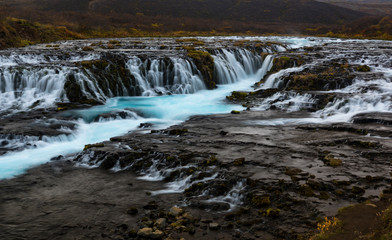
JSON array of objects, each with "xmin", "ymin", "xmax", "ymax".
[
  {"xmin": 83, "ymin": 143, "xmax": 104, "ymax": 150},
  {"xmin": 176, "ymin": 38, "xmax": 205, "ymax": 45},
  {"xmin": 310, "ymin": 217, "xmax": 342, "ymax": 240},
  {"xmin": 81, "ymin": 46, "xmax": 94, "ymax": 51},
  {"xmin": 355, "ymin": 65, "xmax": 371, "ymax": 72},
  {"xmin": 321, "ymin": 153, "xmax": 342, "ymax": 167},
  {"xmin": 226, "ymin": 91, "xmax": 248, "ymax": 101}
]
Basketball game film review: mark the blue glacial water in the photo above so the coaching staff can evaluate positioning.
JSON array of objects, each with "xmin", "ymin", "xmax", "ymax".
[{"xmin": 0, "ymin": 70, "xmax": 260, "ymax": 179}]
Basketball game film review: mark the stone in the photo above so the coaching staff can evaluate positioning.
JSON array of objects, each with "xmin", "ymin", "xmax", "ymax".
[
  {"xmin": 190, "ymin": 200, "xmax": 230, "ymax": 211},
  {"xmin": 182, "ymin": 212, "xmax": 194, "ymax": 221},
  {"xmin": 209, "ymin": 222, "xmax": 220, "ymax": 230},
  {"xmin": 150, "ymin": 230, "xmax": 164, "ymax": 239},
  {"xmin": 169, "ymin": 206, "xmax": 183, "ymax": 216},
  {"xmin": 201, "ymin": 218, "xmax": 213, "ymax": 223},
  {"xmin": 144, "ymin": 201, "xmax": 158, "ymax": 210},
  {"xmin": 137, "ymin": 228, "xmax": 153, "ymax": 237},
  {"xmin": 127, "ymin": 207, "xmax": 138, "ymax": 215},
  {"xmin": 266, "ymin": 208, "xmax": 280, "ymax": 218},
  {"xmin": 137, "ymin": 227, "xmax": 164, "ymax": 239},
  {"xmin": 233, "ymin": 157, "xmax": 245, "ymax": 166},
  {"xmin": 154, "ymin": 218, "xmax": 167, "ymax": 229}
]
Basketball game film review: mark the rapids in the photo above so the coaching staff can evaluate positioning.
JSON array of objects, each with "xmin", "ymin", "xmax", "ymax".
[{"xmin": 0, "ymin": 36, "xmax": 391, "ymax": 180}]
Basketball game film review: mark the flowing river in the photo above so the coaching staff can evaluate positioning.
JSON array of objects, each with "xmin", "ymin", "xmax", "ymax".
[{"xmin": 0, "ymin": 36, "xmax": 391, "ymax": 179}]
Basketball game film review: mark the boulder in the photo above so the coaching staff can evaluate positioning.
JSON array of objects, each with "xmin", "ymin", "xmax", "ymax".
[{"xmin": 169, "ymin": 206, "xmax": 183, "ymax": 216}]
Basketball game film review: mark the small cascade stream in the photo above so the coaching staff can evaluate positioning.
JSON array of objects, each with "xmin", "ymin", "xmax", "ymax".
[{"xmin": 252, "ymin": 39, "xmax": 392, "ymax": 125}]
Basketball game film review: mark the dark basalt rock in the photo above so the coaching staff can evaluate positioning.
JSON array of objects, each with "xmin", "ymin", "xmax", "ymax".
[
  {"xmin": 64, "ymin": 74, "xmax": 92, "ymax": 104},
  {"xmin": 99, "ymin": 153, "xmax": 119, "ymax": 169},
  {"xmin": 270, "ymin": 55, "xmax": 304, "ymax": 73},
  {"xmin": 281, "ymin": 64, "xmax": 355, "ymax": 91},
  {"xmin": 139, "ymin": 123, "xmax": 153, "ymax": 128},
  {"xmin": 355, "ymin": 65, "xmax": 371, "ymax": 72},
  {"xmin": 186, "ymin": 49, "xmax": 216, "ymax": 89},
  {"xmin": 94, "ymin": 111, "xmax": 134, "ymax": 122},
  {"xmin": 189, "ymin": 200, "xmax": 231, "ymax": 211},
  {"xmin": 352, "ymin": 112, "xmax": 392, "ymax": 126},
  {"xmin": 143, "ymin": 201, "xmax": 159, "ymax": 210},
  {"xmin": 251, "ymin": 88, "xmax": 280, "ymax": 98},
  {"xmin": 127, "ymin": 207, "xmax": 138, "ymax": 215}
]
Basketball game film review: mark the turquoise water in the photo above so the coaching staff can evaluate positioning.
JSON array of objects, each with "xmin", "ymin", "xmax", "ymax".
[
  {"xmin": 0, "ymin": 73, "xmax": 259, "ymax": 179},
  {"xmin": 0, "ymin": 36, "xmax": 323, "ymax": 179}
]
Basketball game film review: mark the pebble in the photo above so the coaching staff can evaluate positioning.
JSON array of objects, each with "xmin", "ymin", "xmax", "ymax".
[
  {"xmin": 154, "ymin": 218, "xmax": 167, "ymax": 229},
  {"xmin": 209, "ymin": 222, "xmax": 220, "ymax": 230}
]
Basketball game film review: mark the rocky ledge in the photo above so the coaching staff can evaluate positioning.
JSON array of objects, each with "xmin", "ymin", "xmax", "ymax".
[{"xmin": 0, "ymin": 109, "xmax": 391, "ymax": 240}]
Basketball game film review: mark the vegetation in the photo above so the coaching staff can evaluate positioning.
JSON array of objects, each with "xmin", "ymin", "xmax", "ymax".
[
  {"xmin": 186, "ymin": 49, "xmax": 216, "ymax": 89},
  {"xmin": 270, "ymin": 56, "xmax": 304, "ymax": 73},
  {"xmin": 226, "ymin": 91, "xmax": 249, "ymax": 101},
  {"xmin": 324, "ymin": 154, "xmax": 343, "ymax": 167},
  {"xmin": 0, "ymin": 17, "xmax": 82, "ymax": 49},
  {"xmin": 304, "ymin": 16, "xmax": 392, "ymax": 40},
  {"xmin": 83, "ymin": 143, "xmax": 105, "ymax": 150},
  {"xmin": 309, "ymin": 194, "xmax": 392, "ymax": 240},
  {"xmin": 310, "ymin": 217, "xmax": 342, "ymax": 240},
  {"xmin": 356, "ymin": 65, "xmax": 371, "ymax": 72},
  {"xmin": 0, "ymin": 0, "xmax": 391, "ymax": 49},
  {"xmin": 318, "ymin": 0, "xmax": 392, "ymax": 16},
  {"xmin": 0, "ymin": 0, "xmax": 390, "ymax": 50}
]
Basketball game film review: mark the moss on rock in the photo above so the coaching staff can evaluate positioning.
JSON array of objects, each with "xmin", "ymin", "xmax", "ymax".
[
  {"xmin": 186, "ymin": 49, "xmax": 216, "ymax": 89},
  {"xmin": 226, "ymin": 91, "xmax": 249, "ymax": 101},
  {"xmin": 356, "ymin": 65, "xmax": 371, "ymax": 72},
  {"xmin": 233, "ymin": 157, "xmax": 245, "ymax": 166},
  {"xmin": 270, "ymin": 55, "xmax": 304, "ymax": 73},
  {"xmin": 251, "ymin": 195, "xmax": 271, "ymax": 207}
]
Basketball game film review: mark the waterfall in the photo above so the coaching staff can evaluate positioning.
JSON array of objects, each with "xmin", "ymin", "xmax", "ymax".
[
  {"xmin": 0, "ymin": 67, "xmax": 70, "ymax": 112},
  {"xmin": 260, "ymin": 65, "xmax": 305, "ymax": 89},
  {"xmin": 0, "ymin": 47, "xmax": 272, "ymax": 113},
  {"xmin": 126, "ymin": 56, "xmax": 206, "ymax": 96},
  {"xmin": 213, "ymin": 48, "xmax": 264, "ymax": 84}
]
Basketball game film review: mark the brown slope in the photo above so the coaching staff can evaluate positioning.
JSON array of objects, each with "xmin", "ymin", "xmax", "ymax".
[
  {"xmin": 317, "ymin": 0, "xmax": 392, "ymax": 15},
  {"xmin": 3, "ymin": 0, "xmax": 366, "ymax": 24}
]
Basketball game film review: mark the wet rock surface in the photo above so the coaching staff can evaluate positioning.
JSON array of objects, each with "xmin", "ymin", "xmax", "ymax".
[
  {"xmin": 0, "ymin": 37, "xmax": 286, "ymax": 111},
  {"xmin": 1, "ymin": 109, "xmax": 391, "ymax": 239},
  {"xmin": 0, "ymin": 38, "xmax": 391, "ymax": 239},
  {"xmin": 0, "ymin": 107, "xmax": 79, "ymax": 155}
]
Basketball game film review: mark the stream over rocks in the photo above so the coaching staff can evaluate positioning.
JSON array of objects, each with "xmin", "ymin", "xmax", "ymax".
[{"xmin": 0, "ymin": 36, "xmax": 391, "ymax": 239}]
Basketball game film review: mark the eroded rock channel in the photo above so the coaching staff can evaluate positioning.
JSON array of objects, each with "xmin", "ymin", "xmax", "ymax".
[{"xmin": 0, "ymin": 37, "xmax": 391, "ymax": 239}]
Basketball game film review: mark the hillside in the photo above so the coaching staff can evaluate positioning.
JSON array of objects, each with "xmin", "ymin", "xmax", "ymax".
[
  {"xmin": 317, "ymin": 0, "xmax": 392, "ymax": 15},
  {"xmin": 0, "ymin": 17, "xmax": 82, "ymax": 49},
  {"xmin": 0, "ymin": 0, "xmax": 366, "ymax": 33},
  {"xmin": 1, "ymin": 0, "xmax": 391, "ymax": 48},
  {"xmin": 43, "ymin": 0, "xmax": 365, "ymax": 24}
]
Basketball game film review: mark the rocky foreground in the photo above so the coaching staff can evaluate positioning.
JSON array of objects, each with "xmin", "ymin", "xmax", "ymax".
[{"xmin": 0, "ymin": 109, "xmax": 391, "ymax": 240}]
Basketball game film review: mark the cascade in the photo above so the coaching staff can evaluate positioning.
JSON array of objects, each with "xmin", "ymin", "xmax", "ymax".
[
  {"xmin": 125, "ymin": 56, "xmax": 206, "ymax": 96},
  {"xmin": 5, "ymin": 36, "xmax": 376, "ymax": 180},
  {"xmin": 0, "ymin": 47, "xmax": 271, "ymax": 113},
  {"xmin": 213, "ymin": 48, "xmax": 264, "ymax": 84}
]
